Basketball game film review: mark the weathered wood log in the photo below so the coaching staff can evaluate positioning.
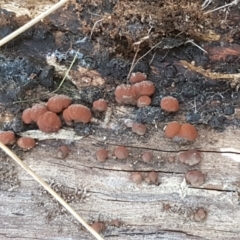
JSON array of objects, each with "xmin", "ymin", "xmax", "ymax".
[{"xmin": 0, "ymin": 124, "xmax": 240, "ymax": 239}]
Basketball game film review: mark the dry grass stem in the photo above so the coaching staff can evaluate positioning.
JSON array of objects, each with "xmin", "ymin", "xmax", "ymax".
[
  {"xmin": 204, "ymin": 0, "xmax": 239, "ymax": 14},
  {"xmin": 0, "ymin": 0, "xmax": 69, "ymax": 47},
  {"xmin": 181, "ymin": 60, "xmax": 240, "ymax": 79}
]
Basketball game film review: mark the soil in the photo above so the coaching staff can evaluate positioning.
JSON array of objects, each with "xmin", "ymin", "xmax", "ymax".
[{"xmin": 1, "ymin": 0, "xmax": 240, "ymax": 239}]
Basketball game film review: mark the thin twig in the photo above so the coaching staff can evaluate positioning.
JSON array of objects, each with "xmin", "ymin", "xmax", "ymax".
[
  {"xmin": 127, "ymin": 40, "xmax": 163, "ymax": 80},
  {"xmin": 0, "ymin": 0, "xmax": 69, "ymax": 47},
  {"xmin": 127, "ymin": 45, "xmax": 140, "ymax": 81},
  {"xmin": 0, "ymin": 142, "xmax": 104, "ymax": 240},
  {"xmin": 90, "ymin": 18, "xmax": 104, "ymax": 39},
  {"xmin": 12, "ymin": 98, "xmax": 40, "ymax": 104},
  {"xmin": 185, "ymin": 39, "xmax": 208, "ymax": 54},
  {"xmin": 204, "ymin": 0, "xmax": 239, "ymax": 14}
]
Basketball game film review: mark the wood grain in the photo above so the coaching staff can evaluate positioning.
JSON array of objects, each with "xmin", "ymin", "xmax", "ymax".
[{"xmin": 1, "ymin": 120, "xmax": 240, "ymax": 239}]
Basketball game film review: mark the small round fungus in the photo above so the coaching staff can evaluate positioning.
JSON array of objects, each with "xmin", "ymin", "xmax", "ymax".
[
  {"xmin": 137, "ymin": 96, "xmax": 151, "ymax": 107},
  {"xmin": 67, "ymin": 104, "xmax": 92, "ymax": 123},
  {"xmin": 47, "ymin": 95, "xmax": 72, "ymax": 113},
  {"xmin": 96, "ymin": 148, "xmax": 108, "ymax": 162},
  {"xmin": 91, "ymin": 222, "xmax": 106, "ymax": 233},
  {"xmin": 93, "ymin": 99, "xmax": 108, "ymax": 112},
  {"xmin": 132, "ymin": 123, "xmax": 147, "ymax": 136},
  {"xmin": 194, "ymin": 208, "xmax": 207, "ymax": 222},
  {"xmin": 130, "ymin": 172, "xmax": 143, "ymax": 184},
  {"xmin": 114, "ymin": 84, "xmax": 137, "ymax": 105},
  {"xmin": 142, "ymin": 152, "xmax": 153, "ymax": 162},
  {"xmin": 0, "ymin": 131, "xmax": 16, "ymax": 145},
  {"xmin": 178, "ymin": 150, "xmax": 202, "ymax": 166},
  {"xmin": 178, "ymin": 123, "xmax": 198, "ymax": 141},
  {"xmin": 114, "ymin": 146, "xmax": 129, "ymax": 160},
  {"xmin": 133, "ymin": 81, "xmax": 155, "ymax": 98},
  {"xmin": 17, "ymin": 137, "xmax": 36, "ymax": 150},
  {"xmin": 145, "ymin": 171, "xmax": 159, "ymax": 185},
  {"xmin": 62, "ymin": 108, "xmax": 72, "ymax": 124},
  {"xmin": 168, "ymin": 156, "xmax": 175, "ymax": 162},
  {"xmin": 30, "ymin": 104, "xmax": 48, "ymax": 122},
  {"xmin": 185, "ymin": 170, "xmax": 205, "ymax": 187},
  {"xmin": 160, "ymin": 96, "xmax": 179, "ymax": 112},
  {"xmin": 22, "ymin": 108, "xmax": 33, "ymax": 124},
  {"xmin": 129, "ymin": 72, "xmax": 147, "ymax": 84},
  {"xmin": 164, "ymin": 121, "xmax": 181, "ymax": 138},
  {"xmin": 57, "ymin": 145, "xmax": 69, "ymax": 159},
  {"xmin": 115, "ymin": 81, "xmax": 155, "ymax": 105},
  {"xmin": 37, "ymin": 111, "xmax": 62, "ymax": 132}
]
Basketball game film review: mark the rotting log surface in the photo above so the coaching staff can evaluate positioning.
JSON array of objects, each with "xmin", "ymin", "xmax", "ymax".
[
  {"xmin": 0, "ymin": 126, "xmax": 240, "ymax": 240},
  {"xmin": 1, "ymin": 0, "xmax": 240, "ymax": 239}
]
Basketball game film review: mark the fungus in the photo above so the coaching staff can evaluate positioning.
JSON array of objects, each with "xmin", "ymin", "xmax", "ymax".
[
  {"xmin": 194, "ymin": 208, "xmax": 207, "ymax": 222},
  {"xmin": 178, "ymin": 150, "xmax": 202, "ymax": 166},
  {"xmin": 17, "ymin": 137, "xmax": 36, "ymax": 150},
  {"xmin": 57, "ymin": 145, "xmax": 69, "ymax": 159},
  {"xmin": 30, "ymin": 104, "xmax": 48, "ymax": 122},
  {"xmin": 22, "ymin": 108, "xmax": 33, "ymax": 124},
  {"xmin": 0, "ymin": 131, "xmax": 16, "ymax": 145},
  {"xmin": 92, "ymin": 99, "xmax": 108, "ymax": 112},
  {"xmin": 133, "ymin": 81, "xmax": 155, "ymax": 98},
  {"xmin": 168, "ymin": 156, "xmax": 175, "ymax": 162},
  {"xmin": 164, "ymin": 121, "xmax": 181, "ymax": 138},
  {"xmin": 67, "ymin": 104, "xmax": 92, "ymax": 123},
  {"xmin": 37, "ymin": 111, "xmax": 62, "ymax": 132},
  {"xmin": 90, "ymin": 222, "xmax": 106, "ymax": 233},
  {"xmin": 145, "ymin": 171, "xmax": 160, "ymax": 185},
  {"xmin": 114, "ymin": 84, "xmax": 137, "ymax": 105},
  {"xmin": 62, "ymin": 108, "xmax": 72, "ymax": 124},
  {"xmin": 115, "ymin": 81, "xmax": 155, "ymax": 105},
  {"xmin": 142, "ymin": 152, "xmax": 153, "ymax": 162},
  {"xmin": 137, "ymin": 96, "xmax": 151, "ymax": 107},
  {"xmin": 47, "ymin": 95, "xmax": 72, "ymax": 113},
  {"xmin": 96, "ymin": 148, "xmax": 108, "ymax": 162},
  {"xmin": 185, "ymin": 170, "xmax": 205, "ymax": 187},
  {"xmin": 132, "ymin": 123, "xmax": 147, "ymax": 136},
  {"xmin": 129, "ymin": 72, "xmax": 147, "ymax": 84},
  {"xmin": 114, "ymin": 146, "xmax": 129, "ymax": 159},
  {"xmin": 130, "ymin": 172, "xmax": 143, "ymax": 184},
  {"xmin": 178, "ymin": 123, "xmax": 198, "ymax": 141},
  {"xmin": 160, "ymin": 96, "xmax": 179, "ymax": 112}
]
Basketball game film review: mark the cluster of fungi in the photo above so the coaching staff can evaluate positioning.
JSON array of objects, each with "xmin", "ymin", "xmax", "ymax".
[
  {"xmin": 0, "ymin": 95, "xmax": 107, "ymax": 149},
  {"xmin": 0, "ymin": 71, "xmax": 207, "ymax": 228}
]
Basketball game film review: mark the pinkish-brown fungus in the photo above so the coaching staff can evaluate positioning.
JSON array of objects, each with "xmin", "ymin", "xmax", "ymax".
[
  {"xmin": 47, "ymin": 95, "xmax": 72, "ymax": 113},
  {"xmin": 37, "ymin": 111, "xmax": 62, "ymax": 132},
  {"xmin": 30, "ymin": 104, "xmax": 48, "ymax": 122},
  {"xmin": 67, "ymin": 104, "xmax": 92, "ymax": 123},
  {"xmin": 185, "ymin": 170, "xmax": 205, "ymax": 187},
  {"xmin": 129, "ymin": 72, "xmax": 147, "ymax": 84},
  {"xmin": 0, "ymin": 131, "xmax": 16, "ymax": 145},
  {"xmin": 178, "ymin": 150, "xmax": 202, "ymax": 166},
  {"xmin": 114, "ymin": 146, "xmax": 129, "ymax": 160}
]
